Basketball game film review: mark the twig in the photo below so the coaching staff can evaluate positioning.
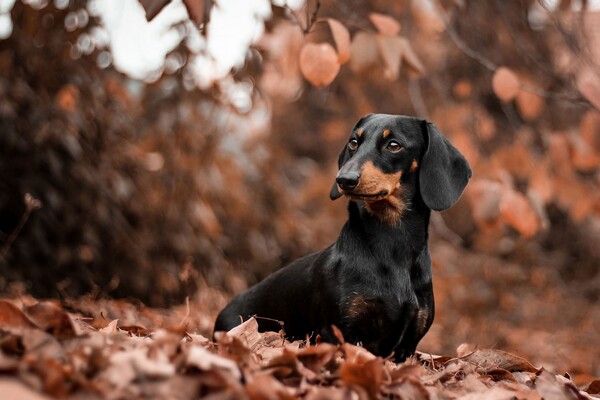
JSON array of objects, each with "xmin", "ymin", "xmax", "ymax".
[
  {"xmin": 178, "ymin": 296, "xmax": 191, "ymax": 326},
  {"xmin": 286, "ymin": 0, "xmax": 321, "ymax": 34},
  {"xmin": 0, "ymin": 193, "xmax": 42, "ymax": 262},
  {"xmin": 408, "ymin": 79, "xmax": 429, "ymax": 120},
  {"xmin": 432, "ymin": 0, "xmax": 496, "ymax": 71}
]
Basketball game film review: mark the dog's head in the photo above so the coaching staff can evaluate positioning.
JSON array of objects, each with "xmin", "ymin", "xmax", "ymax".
[{"xmin": 330, "ymin": 114, "xmax": 471, "ymax": 223}]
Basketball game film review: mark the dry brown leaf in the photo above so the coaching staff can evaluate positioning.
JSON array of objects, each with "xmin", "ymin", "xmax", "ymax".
[
  {"xmin": 0, "ymin": 301, "xmax": 39, "ymax": 331},
  {"xmin": 492, "ymin": 67, "xmax": 520, "ymax": 102},
  {"xmin": 369, "ymin": 13, "xmax": 401, "ymax": 36},
  {"xmin": 536, "ymin": 370, "xmax": 583, "ymax": 400},
  {"xmin": 585, "ymin": 379, "xmax": 600, "ymax": 394},
  {"xmin": 226, "ymin": 317, "xmax": 262, "ymax": 351},
  {"xmin": 499, "ymin": 190, "xmax": 541, "ymax": 238},
  {"xmin": 327, "ymin": 18, "xmax": 351, "ymax": 64},
  {"xmin": 296, "ymin": 342, "xmax": 337, "ymax": 373},
  {"xmin": 382, "ymin": 376, "xmax": 430, "ymax": 399},
  {"xmin": 0, "ymin": 378, "xmax": 51, "ymax": 400},
  {"xmin": 350, "ymin": 32, "xmax": 380, "ymax": 73},
  {"xmin": 340, "ymin": 356, "xmax": 383, "ymax": 399},
  {"xmin": 246, "ymin": 373, "xmax": 296, "ymax": 400},
  {"xmin": 187, "ymin": 345, "xmax": 241, "ymax": 380},
  {"xmin": 460, "ymin": 349, "xmax": 539, "ymax": 373},
  {"xmin": 25, "ymin": 302, "xmax": 77, "ymax": 340},
  {"xmin": 375, "ymin": 35, "xmax": 403, "ymax": 80},
  {"xmin": 99, "ymin": 319, "xmax": 119, "ymax": 334},
  {"xmin": 299, "ymin": 42, "xmax": 340, "ymax": 88}
]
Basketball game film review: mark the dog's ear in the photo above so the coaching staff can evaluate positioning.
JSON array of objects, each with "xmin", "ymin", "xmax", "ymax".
[
  {"xmin": 419, "ymin": 122, "xmax": 472, "ymax": 211},
  {"xmin": 330, "ymin": 146, "xmax": 348, "ymax": 200},
  {"xmin": 330, "ymin": 114, "xmax": 374, "ymax": 200}
]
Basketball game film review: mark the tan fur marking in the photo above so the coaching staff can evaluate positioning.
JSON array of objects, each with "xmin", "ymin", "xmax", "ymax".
[
  {"xmin": 356, "ymin": 128, "xmax": 364, "ymax": 138},
  {"xmin": 410, "ymin": 159, "xmax": 418, "ymax": 172},
  {"xmin": 353, "ymin": 161, "xmax": 406, "ymax": 225},
  {"xmin": 347, "ymin": 295, "xmax": 368, "ymax": 319},
  {"xmin": 383, "ymin": 129, "xmax": 391, "ymax": 138},
  {"xmin": 416, "ymin": 308, "xmax": 430, "ymax": 335}
]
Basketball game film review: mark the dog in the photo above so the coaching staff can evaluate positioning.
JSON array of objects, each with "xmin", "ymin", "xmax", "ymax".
[{"xmin": 214, "ymin": 114, "xmax": 471, "ymax": 361}]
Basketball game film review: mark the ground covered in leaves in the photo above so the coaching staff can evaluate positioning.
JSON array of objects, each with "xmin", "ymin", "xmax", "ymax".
[{"xmin": 0, "ymin": 297, "xmax": 598, "ymax": 400}]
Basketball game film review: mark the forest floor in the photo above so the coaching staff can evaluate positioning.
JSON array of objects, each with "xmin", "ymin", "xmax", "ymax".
[{"xmin": 0, "ymin": 242, "xmax": 599, "ymax": 399}]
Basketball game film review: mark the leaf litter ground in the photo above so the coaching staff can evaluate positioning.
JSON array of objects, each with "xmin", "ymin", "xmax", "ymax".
[{"xmin": 0, "ymin": 296, "xmax": 598, "ymax": 400}]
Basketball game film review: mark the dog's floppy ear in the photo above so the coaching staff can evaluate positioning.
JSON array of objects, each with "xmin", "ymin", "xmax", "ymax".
[
  {"xmin": 419, "ymin": 122, "xmax": 472, "ymax": 211},
  {"xmin": 329, "ymin": 146, "xmax": 348, "ymax": 200}
]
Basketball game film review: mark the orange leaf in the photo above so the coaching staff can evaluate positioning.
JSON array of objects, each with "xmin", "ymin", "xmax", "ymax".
[
  {"xmin": 516, "ymin": 88, "xmax": 544, "ymax": 120},
  {"xmin": 350, "ymin": 32, "xmax": 380, "ymax": 73},
  {"xmin": 327, "ymin": 18, "xmax": 351, "ymax": 64},
  {"xmin": 492, "ymin": 67, "xmax": 520, "ymax": 102},
  {"xmin": 369, "ymin": 13, "xmax": 401, "ymax": 36},
  {"xmin": 399, "ymin": 37, "xmax": 425, "ymax": 76},
  {"xmin": 299, "ymin": 42, "xmax": 340, "ymax": 88},
  {"xmin": 467, "ymin": 180, "xmax": 503, "ymax": 232},
  {"xmin": 375, "ymin": 35, "xmax": 403, "ymax": 80},
  {"xmin": 499, "ymin": 190, "xmax": 540, "ymax": 238}
]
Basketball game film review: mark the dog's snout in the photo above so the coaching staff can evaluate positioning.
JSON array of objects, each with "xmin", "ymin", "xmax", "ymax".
[{"xmin": 336, "ymin": 172, "xmax": 360, "ymax": 191}]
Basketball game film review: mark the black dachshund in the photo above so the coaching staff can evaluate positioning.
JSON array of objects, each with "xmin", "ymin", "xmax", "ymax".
[{"xmin": 214, "ymin": 114, "xmax": 471, "ymax": 361}]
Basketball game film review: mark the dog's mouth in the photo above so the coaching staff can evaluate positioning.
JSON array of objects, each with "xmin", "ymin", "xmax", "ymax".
[{"xmin": 343, "ymin": 190, "xmax": 390, "ymax": 201}]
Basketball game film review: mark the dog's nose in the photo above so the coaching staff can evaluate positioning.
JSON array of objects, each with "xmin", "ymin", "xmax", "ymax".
[{"xmin": 336, "ymin": 172, "xmax": 360, "ymax": 191}]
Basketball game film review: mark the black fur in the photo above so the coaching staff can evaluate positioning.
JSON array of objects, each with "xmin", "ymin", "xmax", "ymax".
[{"xmin": 214, "ymin": 114, "xmax": 471, "ymax": 361}]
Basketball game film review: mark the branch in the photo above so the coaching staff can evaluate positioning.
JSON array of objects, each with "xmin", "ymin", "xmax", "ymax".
[{"xmin": 0, "ymin": 193, "xmax": 42, "ymax": 262}]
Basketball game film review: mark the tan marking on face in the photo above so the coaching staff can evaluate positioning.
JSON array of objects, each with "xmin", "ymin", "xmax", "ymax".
[
  {"xmin": 355, "ymin": 161, "xmax": 406, "ymax": 225},
  {"xmin": 357, "ymin": 161, "xmax": 402, "ymax": 195},
  {"xmin": 410, "ymin": 159, "xmax": 418, "ymax": 172},
  {"xmin": 356, "ymin": 128, "xmax": 364, "ymax": 138},
  {"xmin": 383, "ymin": 129, "xmax": 391, "ymax": 138}
]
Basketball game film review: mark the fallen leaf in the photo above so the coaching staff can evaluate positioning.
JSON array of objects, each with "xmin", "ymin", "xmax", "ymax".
[
  {"xmin": 187, "ymin": 345, "xmax": 241, "ymax": 380},
  {"xmin": 25, "ymin": 302, "xmax": 78, "ymax": 340},
  {"xmin": 299, "ymin": 42, "xmax": 340, "ymax": 88},
  {"xmin": 584, "ymin": 379, "xmax": 600, "ymax": 394},
  {"xmin": 246, "ymin": 373, "xmax": 296, "ymax": 400},
  {"xmin": 0, "ymin": 301, "xmax": 39, "ymax": 331},
  {"xmin": 99, "ymin": 319, "xmax": 119, "ymax": 334},
  {"xmin": 460, "ymin": 349, "xmax": 539, "ymax": 373},
  {"xmin": 226, "ymin": 317, "xmax": 262, "ymax": 350}
]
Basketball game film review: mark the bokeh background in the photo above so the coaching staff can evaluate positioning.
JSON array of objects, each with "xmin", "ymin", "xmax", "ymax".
[{"xmin": 1, "ymin": 0, "xmax": 599, "ymax": 380}]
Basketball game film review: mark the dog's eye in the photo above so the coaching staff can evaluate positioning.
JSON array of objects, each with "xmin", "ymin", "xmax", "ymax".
[
  {"xmin": 386, "ymin": 140, "xmax": 402, "ymax": 152},
  {"xmin": 348, "ymin": 139, "xmax": 359, "ymax": 151}
]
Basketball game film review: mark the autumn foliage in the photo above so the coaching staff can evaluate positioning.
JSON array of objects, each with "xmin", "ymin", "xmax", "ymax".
[
  {"xmin": 0, "ymin": 298, "xmax": 598, "ymax": 399},
  {"xmin": 1, "ymin": 0, "xmax": 600, "ymax": 396}
]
